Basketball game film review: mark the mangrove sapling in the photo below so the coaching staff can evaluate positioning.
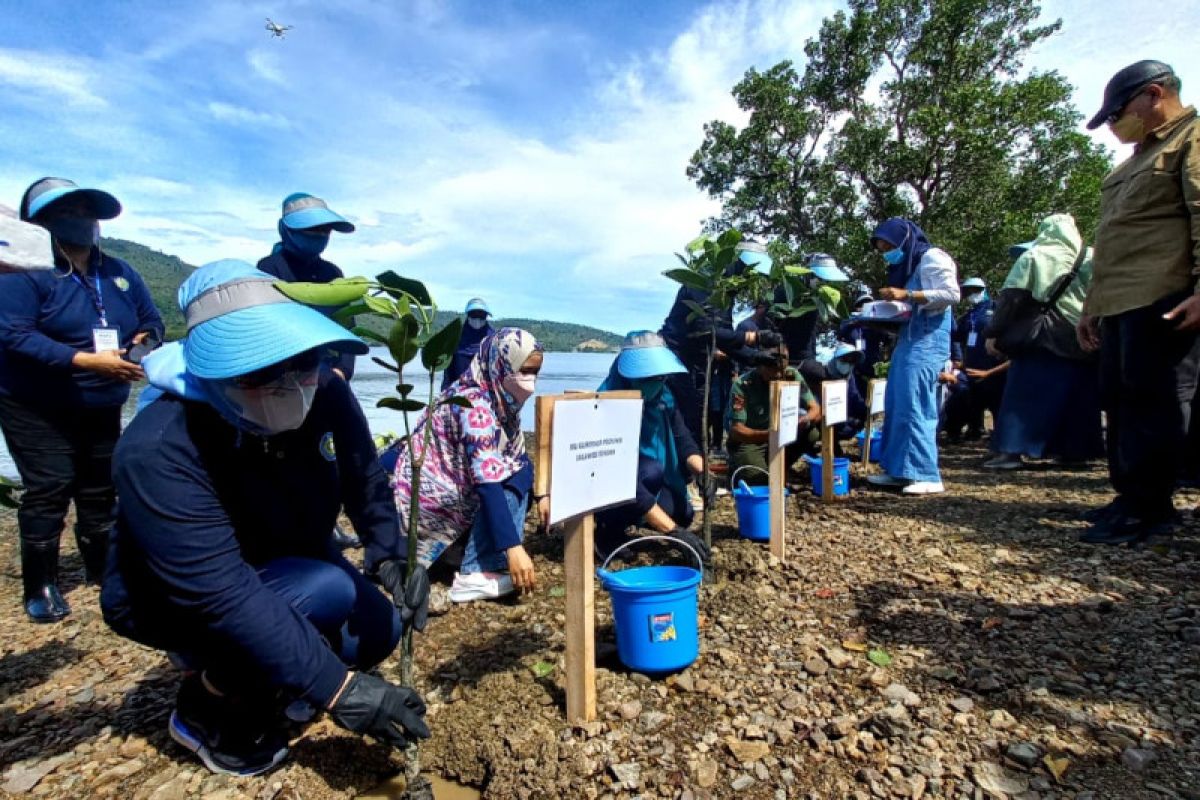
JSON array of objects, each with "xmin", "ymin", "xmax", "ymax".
[
  {"xmin": 275, "ymin": 270, "xmax": 464, "ymax": 800},
  {"xmin": 663, "ymin": 230, "xmax": 770, "ymax": 550}
]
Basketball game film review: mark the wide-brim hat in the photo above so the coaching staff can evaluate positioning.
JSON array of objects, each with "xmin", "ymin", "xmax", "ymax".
[
  {"xmin": 808, "ymin": 253, "xmax": 849, "ymax": 282},
  {"xmin": 616, "ymin": 330, "xmax": 686, "ymax": 379},
  {"xmin": 961, "ymin": 277, "xmax": 986, "ymax": 290},
  {"xmin": 181, "ymin": 259, "xmax": 367, "ymax": 379},
  {"xmin": 465, "ymin": 297, "xmax": 492, "ymax": 316},
  {"xmin": 735, "ymin": 241, "xmax": 773, "ymax": 272},
  {"xmin": 24, "ymin": 177, "xmax": 121, "ymax": 221},
  {"xmin": 1087, "ymin": 59, "xmax": 1175, "ymax": 130},
  {"xmin": 280, "ymin": 192, "xmax": 355, "ymax": 233}
]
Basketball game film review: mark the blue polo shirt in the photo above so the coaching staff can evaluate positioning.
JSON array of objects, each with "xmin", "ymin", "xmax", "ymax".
[
  {"xmin": 0, "ymin": 249, "xmax": 164, "ymax": 408},
  {"xmin": 100, "ymin": 377, "xmax": 401, "ymax": 706}
]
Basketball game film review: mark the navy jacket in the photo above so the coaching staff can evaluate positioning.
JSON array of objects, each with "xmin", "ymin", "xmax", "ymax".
[
  {"xmin": 0, "ymin": 250, "xmax": 163, "ymax": 408},
  {"xmin": 100, "ymin": 377, "xmax": 400, "ymax": 706},
  {"xmin": 257, "ymin": 250, "xmax": 357, "ymax": 379},
  {"xmin": 661, "ymin": 286, "xmax": 749, "ymax": 372},
  {"xmin": 950, "ymin": 299, "xmax": 1001, "ymax": 370}
]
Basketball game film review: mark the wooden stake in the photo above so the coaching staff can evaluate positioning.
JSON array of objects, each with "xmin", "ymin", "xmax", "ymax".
[
  {"xmin": 563, "ymin": 513, "xmax": 596, "ymax": 724},
  {"xmin": 534, "ymin": 395, "xmax": 554, "ymax": 497},
  {"xmin": 768, "ymin": 381, "xmax": 786, "ymax": 561},
  {"xmin": 821, "ymin": 423, "xmax": 835, "ymax": 502}
]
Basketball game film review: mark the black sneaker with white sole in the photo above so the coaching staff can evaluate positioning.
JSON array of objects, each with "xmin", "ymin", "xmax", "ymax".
[{"xmin": 168, "ymin": 675, "xmax": 290, "ymax": 776}]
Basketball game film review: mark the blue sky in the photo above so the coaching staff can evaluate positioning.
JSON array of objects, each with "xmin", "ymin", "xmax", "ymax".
[{"xmin": 2, "ymin": 0, "xmax": 1197, "ymax": 334}]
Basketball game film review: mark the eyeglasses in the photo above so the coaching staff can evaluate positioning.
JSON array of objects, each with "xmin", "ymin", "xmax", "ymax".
[{"xmin": 234, "ymin": 350, "xmax": 322, "ymax": 388}]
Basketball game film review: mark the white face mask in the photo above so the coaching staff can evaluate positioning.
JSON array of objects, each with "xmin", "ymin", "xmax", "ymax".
[
  {"xmin": 966, "ymin": 293, "xmax": 984, "ymax": 306},
  {"xmin": 501, "ymin": 373, "xmax": 536, "ymax": 407},
  {"xmin": 223, "ymin": 370, "xmax": 318, "ymax": 434},
  {"xmin": 467, "ymin": 317, "xmax": 488, "ymax": 330}
]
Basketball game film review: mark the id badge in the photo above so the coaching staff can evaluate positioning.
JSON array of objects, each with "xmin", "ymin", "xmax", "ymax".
[
  {"xmin": 855, "ymin": 335, "xmax": 865, "ymax": 351},
  {"xmin": 92, "ymin": 326, "xmax": 120, "ymax": 353},
  {"xmin": 967, "ymin": 331, "xmax": 978, "ymax": 348}
]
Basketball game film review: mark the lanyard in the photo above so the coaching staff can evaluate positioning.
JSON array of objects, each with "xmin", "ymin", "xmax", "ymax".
[{"xmin": 72, "ymin": 272, "xmax": 107, "ymax": 327}]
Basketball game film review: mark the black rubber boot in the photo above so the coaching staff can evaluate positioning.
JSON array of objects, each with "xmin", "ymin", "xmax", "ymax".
[
  {"xmin": 21, "ymin": 540, "xmax": 70, "ymax": 623},
  {"xmin": 75, "ymin": 529, "xmax": 110, "ymax": 586}
]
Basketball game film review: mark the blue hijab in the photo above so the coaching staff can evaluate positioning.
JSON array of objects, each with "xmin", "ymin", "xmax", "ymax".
[
  {"xmin": 872, "ymin": 217, "xmax": 932, "ymax": 288},
  {"xmin": 597, "ymin": 360, "xmax": 687, "ymax": 502}
]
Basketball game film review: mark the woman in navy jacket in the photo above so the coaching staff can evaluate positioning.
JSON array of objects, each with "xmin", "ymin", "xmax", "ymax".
[{"xmin": 0, "ymin": 178, "xmax": 163, "ymax": 622}]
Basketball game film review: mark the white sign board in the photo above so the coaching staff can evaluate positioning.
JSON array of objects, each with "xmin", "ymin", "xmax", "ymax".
[
  {"xmin": 774, "ymin": 382, "xmax": 802, "ymax": 448},
  {"xmin": 870, "ymin": 379, "xmax": 887, "ymax": 414},
  {"xmin": 823, "ymin": 380, "xmax": 848, "ymax": 426},
  {"xmin": 549, "ymin": 397, "xmax": 643, "ymax": 525}
]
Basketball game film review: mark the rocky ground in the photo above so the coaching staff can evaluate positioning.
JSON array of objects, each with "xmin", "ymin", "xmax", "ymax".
[{"xmin": 1, "ymin": 440, "xmax": 1198, "ymax": 799}]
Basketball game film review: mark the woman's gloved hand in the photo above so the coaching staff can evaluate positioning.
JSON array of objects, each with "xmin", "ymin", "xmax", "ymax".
[
  {"xmin": 328, "ymin": 672, "xmax": 430, "ymax": 747},
  {"xmin": 667, "ymin": 526, "xmax": 710, "ymax": 565},
  {"xmin": 377, "ymin": 560, "xmax": 430, "ymax": 632}
]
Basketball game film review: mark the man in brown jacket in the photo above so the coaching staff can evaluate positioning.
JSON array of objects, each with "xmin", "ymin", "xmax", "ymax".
[{"xmin": 1076, "ymin": 60, "xmax": 1200, "ymax": 545}]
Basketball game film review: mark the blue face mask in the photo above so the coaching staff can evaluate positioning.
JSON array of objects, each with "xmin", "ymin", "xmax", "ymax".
[
  {"xmin": 279, "ymin": 222, "xmax": 330, "ymax": 259},
  {"xmin": 45, "ymin": 216, "xmax": 98, "ymax": 247},
  {"xmin": 881, "ymin": 247, "xmax": 905, "ymax": 265},
  {"xmin": 631, "ymin": 377, "xmax": 666, "ymax": 401}
]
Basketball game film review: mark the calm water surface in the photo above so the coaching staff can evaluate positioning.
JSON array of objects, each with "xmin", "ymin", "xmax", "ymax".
[{"xmin": 0, "ymin": 350, "xmax": 616, "ymax": 479}]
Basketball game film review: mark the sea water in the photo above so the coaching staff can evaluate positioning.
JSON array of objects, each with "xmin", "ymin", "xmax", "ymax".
[{"xmin": 0, "ymin": 349, "xmax": 617, "ymax": 479}]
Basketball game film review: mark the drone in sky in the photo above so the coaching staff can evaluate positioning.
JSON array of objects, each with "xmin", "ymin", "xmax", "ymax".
[{"xmin": 265, "ymin": 18, "xmax": 293, "ymax": 38}]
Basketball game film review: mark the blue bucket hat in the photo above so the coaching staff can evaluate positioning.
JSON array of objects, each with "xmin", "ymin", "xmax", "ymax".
[
  {"xmin": 465, "ymin": 297, "xmax": 492, "ymax": 316},
  {"xmin": 180, "ymin": 259, "xmax": 367, "ymax": 379},
  {"xmin": 280, "ymin": 193, "xmax": 355, "ymax": 233},
  {"xmin": 22, "ymin": 177, "xmax": 121, "ymax": 222},
  {"xmin": 962, "ymin": 277, "xmax": 986, "ymax": 290},
  {"xmin": 616, "ymin": 330, "xmax": 686, "ymax": 379},
  {"xmin": 808, "ymin": 253, "xmax": 849, "ymax": 282},
  {"xmin": 735, "ymin": 241, "xmax": 773, "ymax": 272}
]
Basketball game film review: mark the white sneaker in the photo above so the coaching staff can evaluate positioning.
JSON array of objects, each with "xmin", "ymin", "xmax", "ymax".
[
  {"xmin": 448, "ymin": 571, "xmax": 515, "ymax": 603},
  {"xmin": 901, "ymin": 481, "xmax": 945, "ymax": 495},
  {"xmin": 867, "ymin": 473, "xmax": 909, "ymax": 487}
]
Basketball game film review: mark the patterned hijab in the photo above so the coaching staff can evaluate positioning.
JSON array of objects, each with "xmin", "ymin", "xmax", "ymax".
[{"xmin": 445, "ymin": 327, "xmax": 542, "ymax": 473}]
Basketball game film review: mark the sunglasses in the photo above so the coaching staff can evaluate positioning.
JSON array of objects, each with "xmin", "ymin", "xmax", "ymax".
[
  {"xmin": 234, "ymin": 350, "xmax": 322, "ymax": 388},
  {"xmin": 1105, "ymin": 87, "xmax": 1151, "ymax": 125}
]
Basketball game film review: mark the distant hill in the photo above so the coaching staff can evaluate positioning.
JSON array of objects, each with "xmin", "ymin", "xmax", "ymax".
[
  {"xmin": 101, "ymin": 238, "xmax": 193, "ymax": 339},
  {"xmin": 99, "ymin": 238, "xmax": 623, "ymax": 351}
]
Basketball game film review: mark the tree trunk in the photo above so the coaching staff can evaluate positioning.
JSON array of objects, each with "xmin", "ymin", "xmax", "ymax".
[{"xmin": 701, "ymin": 330, "xmax": 715, "ymax": 550}]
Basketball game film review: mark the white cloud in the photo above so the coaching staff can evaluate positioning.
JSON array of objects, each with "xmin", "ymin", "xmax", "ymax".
[
  {"xmin": 206, "ymin": 101, "xmax": 291, "ymax": 129},
  {"xmin": 0, "ymin": 48, "xmax": 106, "ymax": 107},
  {"xmin": 246, "ymin": 49, "xmax": 286, "ymax": 85}
]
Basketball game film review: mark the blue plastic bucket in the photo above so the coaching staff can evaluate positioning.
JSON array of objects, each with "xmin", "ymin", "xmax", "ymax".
[
  {"xmin": 807, "ymin": 456, "xmax": 850, "ymax": 497},
  {"xmin": 733, "ymin": 485, "xmax": 771, "ymax": 541},
  {"xmin": 597, "ymin": 537, "xmax": 703, "ymax": 674},
  {"xmin": 854, "ymin": 430, "xmax": 884, "ymax": 463}
]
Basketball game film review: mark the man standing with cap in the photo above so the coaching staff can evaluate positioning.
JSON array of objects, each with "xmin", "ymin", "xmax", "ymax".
[
  {"xmin": 1075, "ymin": 60, "xmax": 1200, "ymax": 544},
  {"xmin": 257, "ymin": 192, "xmax": 358, "ymax": 379}
]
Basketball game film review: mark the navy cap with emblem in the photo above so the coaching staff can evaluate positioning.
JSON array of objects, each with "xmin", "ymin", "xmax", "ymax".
[{"xmin": 1087, "ymin": 59, "xmax": 1176, "ymax": 130}]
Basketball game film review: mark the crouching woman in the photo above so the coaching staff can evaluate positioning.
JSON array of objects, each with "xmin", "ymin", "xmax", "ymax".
[
  {"xmin": 393, "ymin": 328, "xmax": 548, "ymax": 604},
  {"xmin": 101, "ymin": 261, "xmax": 429, "ymax": 776}
]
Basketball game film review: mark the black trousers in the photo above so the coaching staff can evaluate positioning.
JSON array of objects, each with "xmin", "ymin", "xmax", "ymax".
[
  {"xmin": 595, "ymin": 457, "xmax": 694, "ymax": 559},
  {"xmin": 0, "ymin": 396, "xmax": 121, "ymax": 549},
  {"xmin": 1099, "ymin": 293, "xmax": 1200, "ymax": 519}
]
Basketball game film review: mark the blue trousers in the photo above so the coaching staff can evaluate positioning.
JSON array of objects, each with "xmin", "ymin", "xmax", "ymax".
[
  {"xmin": 594, "ymin": 458, "xmax": 693, "ymax": 558},
  {"xmin": 178, "ymin": 552, "xmax": 401, "ymax": 695},
  {"xmin": 460, "ymin": 487, "xmax": 528, "ymax": 574}
]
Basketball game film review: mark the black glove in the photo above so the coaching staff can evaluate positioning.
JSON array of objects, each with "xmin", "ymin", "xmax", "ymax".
[
  {"xmin": 696, "ymin": 473, "xmax": 718, "ymax": 508},
  {"xmin": 668, "ymin": 526, "xmax": 711, "ymax": 564},
  {"xmin": 377, "ymin": 560, "xmax": 430, "ymax": 633},
  {"xmin": 751, "ymin": 350, "xmax": 780, "ymax": 368},
  {"xmin": 756, "ymin": 330, "xmax": 782, "ymax": 349},
  {"xmin": 328, "ymin": 672, "xmax": 429, "ymax": 747}
]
